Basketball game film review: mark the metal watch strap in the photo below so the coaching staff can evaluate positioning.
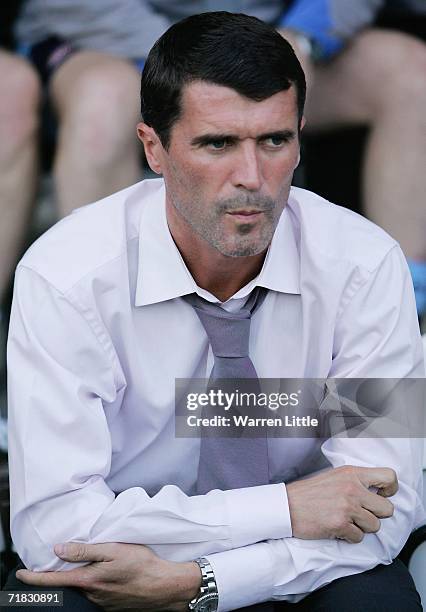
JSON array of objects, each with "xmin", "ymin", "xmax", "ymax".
[{"xmin": 188, "ymin": 557, "xmax": 218, "ymax": 611}]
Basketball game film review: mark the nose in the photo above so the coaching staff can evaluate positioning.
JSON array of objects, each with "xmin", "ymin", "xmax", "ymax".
[{"xmin": 231, "ymin": 140, "xmax": 263, "ymax": 191}]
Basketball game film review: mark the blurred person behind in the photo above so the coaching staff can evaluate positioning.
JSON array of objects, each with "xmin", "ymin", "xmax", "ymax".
[
  {"xmin": 0, "ymin": 0, "xmax": 38, "ymax": 316},
  {"xmin": 0, "ymin": 2, "xmax": 39, "ymax": 449},
  {"xmin": 1, "ymin": 0, "xmax": 148, "ymax": 319},
  {"xmin": 275, "ymin": 0, "xmax": 426, "ymax": 317},
  {"xmin": 0, "ymin": 52, "xmax": 38, "ymax": 306},
  {"xmin": 14, "ymin": 0, "xmax": 149, "ymax": 220}
]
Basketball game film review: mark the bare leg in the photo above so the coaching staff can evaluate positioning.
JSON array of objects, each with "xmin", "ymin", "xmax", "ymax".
[
  {"xmin": 0, "ymin": 51, "xmax": 40, "ymax": 300},
  {"xmin": 49, "ymin": 51, "xmax": 142, "ymax": 217},
  {"xmin": 306, "ymin": 30, "xmax": 426, "ymax": 262}
]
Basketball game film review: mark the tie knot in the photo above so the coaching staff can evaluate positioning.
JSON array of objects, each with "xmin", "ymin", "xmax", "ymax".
[
  {"xmin": 194, "ymin": 308, "xmax": 251, "ymax": 358},
  {"xmin": 183, "ymin": 286, "xmax": 267, "ymax": 360}
]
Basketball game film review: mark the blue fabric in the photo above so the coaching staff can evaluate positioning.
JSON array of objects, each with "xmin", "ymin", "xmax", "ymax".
[
  {"xmin": 279, "ymin": 0, "xmax": 343, "ymax": 59},
  {"xmin": 133, "ymin": 58, "xmax": 145, "ymax": 72},
  {"xmin": 407, "ymin": 259, "xmax": 426, "ymax": 316},
  {"xmin": 16, "ymin": 42, "xmax": 31, "ymax": 57}
]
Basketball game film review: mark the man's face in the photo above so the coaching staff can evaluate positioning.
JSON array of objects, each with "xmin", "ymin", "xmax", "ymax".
[{"xmin": 148, "ymin": 81, "xmax": 302, "ymax": 257}]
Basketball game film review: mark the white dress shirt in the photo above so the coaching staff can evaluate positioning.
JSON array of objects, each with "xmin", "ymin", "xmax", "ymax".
[{"xmin": 8, "ymin": 179, "xmax": 425, "ymax": 611}]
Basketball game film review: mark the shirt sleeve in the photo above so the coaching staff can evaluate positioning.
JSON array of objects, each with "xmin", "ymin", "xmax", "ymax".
[
  {"xmin": 278, "ymin": 0, "xmax": 385, "ymax": 59},
  {"xmin": 205, "ymin": 245, "xmax": 426, "ymax": 611},
  {"xmin": 7, "ymin": 265, "xmax": 291, "ymax": 573}
]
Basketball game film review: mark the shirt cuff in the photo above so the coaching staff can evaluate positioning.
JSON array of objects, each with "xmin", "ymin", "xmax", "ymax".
[
  {"xmin": 223, "ymin": 483, "xmax": 292, "ymax": 548},
  {"xmin": 207, "ymin": 541, "xmax": 289, "ymax": 611}
]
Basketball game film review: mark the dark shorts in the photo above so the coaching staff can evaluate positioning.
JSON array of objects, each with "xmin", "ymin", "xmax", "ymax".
[{"xmin": 18, "ymin": 37, "xmax": 145, "ymax": 86}]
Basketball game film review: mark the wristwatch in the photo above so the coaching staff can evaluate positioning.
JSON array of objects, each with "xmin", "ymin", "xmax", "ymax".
[{"xmin": 188, "ymin": 557, "xmax": 219, "ymax": 612}]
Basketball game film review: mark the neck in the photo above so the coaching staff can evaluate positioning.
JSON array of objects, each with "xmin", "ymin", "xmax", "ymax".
[
  {"xmin": 182, "ymin": 245, "xmax": 266, "ymax": 302},
  {"xmin": 166, "ymin": 202, "xmax": 266, "ymax": 302}
]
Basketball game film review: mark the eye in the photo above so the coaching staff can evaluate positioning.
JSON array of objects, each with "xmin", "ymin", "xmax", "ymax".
[
  {"xmin": 207, "ymin": 139, "xmax": 228, "ymax": 150},
  {"xmin": 264, "ymin": 135, "xmax": 287, "ymax": 147}
]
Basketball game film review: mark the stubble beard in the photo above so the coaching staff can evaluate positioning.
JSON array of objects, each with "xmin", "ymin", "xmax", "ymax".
[{"xmin": 172, "ymin": 192, "xmax": 284, "ymax": 258}]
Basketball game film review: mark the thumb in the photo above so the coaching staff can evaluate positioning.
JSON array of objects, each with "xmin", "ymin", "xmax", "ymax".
[
  {"xmin": 357, "ymin": 467, "xmax": 398, "ymax": 497},
  {"xmin": 54, "ymin": 542, "xmax": 112, "ymax": 563}
]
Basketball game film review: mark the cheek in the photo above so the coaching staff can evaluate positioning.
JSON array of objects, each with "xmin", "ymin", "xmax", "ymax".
[
  {"xmin": 183, "ymin": 152, "xmax": 232, "ymax": 185},
  {"xmin": 262, "ymin": 158, "xmax": 296, "ymax": 188},
  {"xmin": 169, "ymin": 157, "xmax": 208, "ymax": 192},
  {"xmin": 165, "ymin": 164, "xmax": 196, "ymax": 204}
]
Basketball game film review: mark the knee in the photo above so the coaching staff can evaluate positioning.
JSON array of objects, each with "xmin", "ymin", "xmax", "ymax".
[
  {"xmin": 55, "ymin": 58, "xmax": 140, "ymax": 165},
  {"xmin": 385, "ymin": 37, "xmax": 426, "ymax": 108},
  {"xmin": 356, "ymin": 31, "xmax": 426, "ymax": 116},
  {"xmin": 0, "ymin": 54, "xmax": 41, "ymax": 151}
]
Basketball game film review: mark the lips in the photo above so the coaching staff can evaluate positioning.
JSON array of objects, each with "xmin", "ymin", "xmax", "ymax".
[{"xmin": 227, "ymin": 210, "xmax": 263, "ymax": 221}]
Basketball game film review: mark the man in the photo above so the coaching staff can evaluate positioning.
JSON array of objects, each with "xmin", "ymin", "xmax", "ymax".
[{"xmin": 5, "ymin": 12, "xmax": 425, "ymax": 612}]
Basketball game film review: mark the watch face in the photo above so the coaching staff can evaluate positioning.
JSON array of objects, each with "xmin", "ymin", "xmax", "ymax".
[{"xmin": 197, "ymin": 595, "xmax": 218, "ymax": 612}]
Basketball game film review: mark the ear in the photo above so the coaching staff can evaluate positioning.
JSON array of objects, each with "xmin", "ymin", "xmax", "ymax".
[
  {"xmin": 137, "ymin": 122, "xmax": 164, "ymax": 174},
  {"xmin": 295, "ymin": 116, "xmax": 306, "ymax": 167}
]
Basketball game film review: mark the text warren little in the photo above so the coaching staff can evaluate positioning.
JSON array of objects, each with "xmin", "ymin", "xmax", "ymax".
[{"xmin": 187, "ymin": 415, "xmax": 319, "ymax": 427}]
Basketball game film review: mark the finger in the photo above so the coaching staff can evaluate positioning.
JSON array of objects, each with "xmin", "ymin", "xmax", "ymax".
[
  {"xmin": 352, "ymin": 508, "xmax": 381, "ymax": 534},
  {"xmin": 361, "ymin": 489, "xmax": 394, "ymax": 518},
  {"xmin": 377, "ymin": 481, "xmax": 398, "ymax": 497},
  {"xmin": 16, "ymin": 568, "xmax": 84, "ymax": 588},
  {"xmin": 54, "ymin": 542, "xmax": 114, "ymax": 563},
  {"xmin": 357, "ymin": 467, "xmax": 398, "ymax": 497},
  {"xmin": 340, "ymin": 523, "xmax": 364, "ymax": 544}
]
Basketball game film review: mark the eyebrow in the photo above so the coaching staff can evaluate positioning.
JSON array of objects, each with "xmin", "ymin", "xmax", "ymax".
[{"xmin": 190, "ymin": 129, "xmax": 296, "ymax": 147}]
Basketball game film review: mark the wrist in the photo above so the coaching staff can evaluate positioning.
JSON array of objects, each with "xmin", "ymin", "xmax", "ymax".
[
  {"xmin": 188, "ymin": 557, "xmax": 218, "ymax": 612},
  {"xmin": 166, "ymin": 561, "xmax": 202, "ymax": 611}
]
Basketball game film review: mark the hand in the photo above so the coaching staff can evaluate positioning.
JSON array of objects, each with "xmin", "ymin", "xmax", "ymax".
[
  {"xmin": 286, "ymin": 465, "xmax": 397, "ymax": 543},
  {"xmin": 16, "ymin": 542, "xmax": 202, "ymax": 611}
]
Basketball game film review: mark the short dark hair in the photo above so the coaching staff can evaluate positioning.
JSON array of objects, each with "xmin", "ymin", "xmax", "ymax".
[{"xmin": 141, "ymin": 11, "xmax": 306, "ymax": 149}]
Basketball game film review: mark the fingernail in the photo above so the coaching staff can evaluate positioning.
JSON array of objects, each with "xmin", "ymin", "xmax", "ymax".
[{"xmin": 54, "ymin": 543, "xmax": 66, "ymax": 556}]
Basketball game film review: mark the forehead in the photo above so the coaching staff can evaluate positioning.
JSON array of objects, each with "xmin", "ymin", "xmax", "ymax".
[{"xmin": 175, "ymin": 81, "xmax": 298, "ymax": 138}]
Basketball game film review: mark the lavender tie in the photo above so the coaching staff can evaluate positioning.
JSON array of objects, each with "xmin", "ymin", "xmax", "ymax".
[
  {"xmin": 185, "ymin": 286, "xmax": 270, "ymax": 493},
  {"xmin": 185, "ymin": 287, "xmax": 274, "ymax": 611}
]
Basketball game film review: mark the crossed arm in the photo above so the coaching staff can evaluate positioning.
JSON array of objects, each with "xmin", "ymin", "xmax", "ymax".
[{"xmin": 16, "ymin": 464, "xmax": 400, "ymax": 611}]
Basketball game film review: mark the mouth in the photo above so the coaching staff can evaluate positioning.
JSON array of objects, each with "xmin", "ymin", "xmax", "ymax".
[{"xmin": 226, "ymin": 210, "xmax": 264, "ymax": 221}]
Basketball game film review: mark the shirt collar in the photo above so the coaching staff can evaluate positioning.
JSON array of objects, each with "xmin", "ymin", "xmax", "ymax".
[{"xmin": 135, "ymin": 180, "xmax": 300, "ymax": 307}]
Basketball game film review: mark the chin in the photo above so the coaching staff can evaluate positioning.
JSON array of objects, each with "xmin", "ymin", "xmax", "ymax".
[{"xmin": 217, "ymin": 240, "xmax": 269, "ymax": 258}]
